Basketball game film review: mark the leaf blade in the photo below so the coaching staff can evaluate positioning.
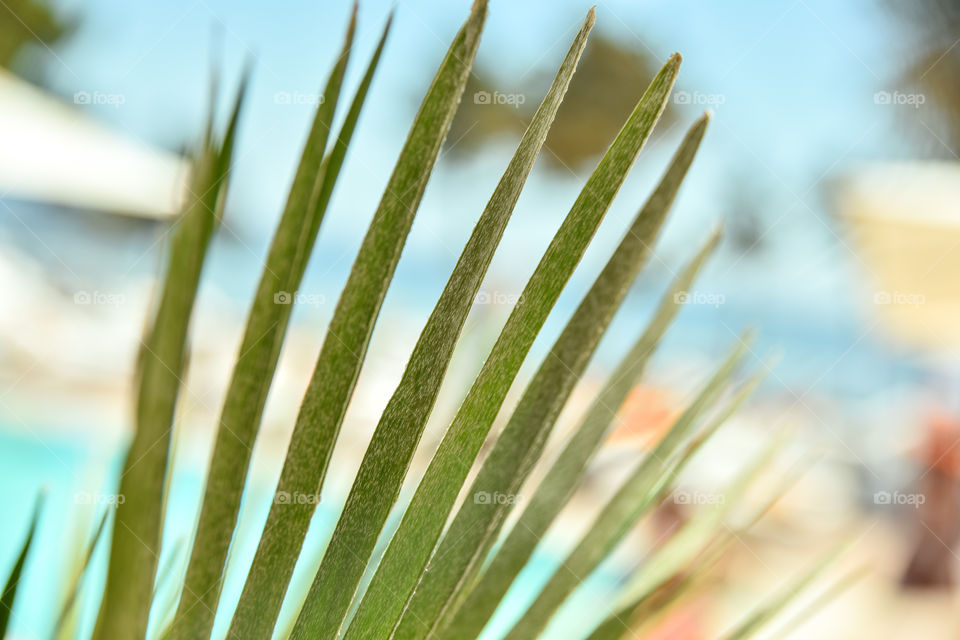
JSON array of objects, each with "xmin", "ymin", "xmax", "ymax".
[
  {"xmin": 444, "ymin": 226, "xmax": 722, "ymax": 639},
  {"xmin": 392, "ymin": 57, "xmax": 686, "ymax": 640},
  {"xmin": 55, "ymin": 508, "xmax": 109, "ymax": 637},
  {"xmin": 719, "ymin": 542, "xmax": 847, "ymax": 640},
  {"xmin": 93, "ymin": 70, "xmax": 249, "ymax": 640},
  {"xmin": 1, "ymin": 493, "xmax": 43, "ymax": 637},
  {"xmin": 501, "ymin": 335, "xmax": 751, "ymax": 640},
  {"xmin": 766, "ymin": 568, "xmax": 865, "ymax": 640},
  {"xmin": 226, "ymin": 12, "xmax": 394, "ymax": 639},
  {"xmin": 341, "ymin": 14, "xmax": 603, "ymax": 640},
  {"xmin": 170, "ymin": 10, "xmax": 358, "ymax": 638},
  {"xmin": 586, "ymin": 425, "xmax": 789, "ymax": 640},
  {"xmin": 292, "ymin": 9, "xmax": 595, "ymax": 640}
]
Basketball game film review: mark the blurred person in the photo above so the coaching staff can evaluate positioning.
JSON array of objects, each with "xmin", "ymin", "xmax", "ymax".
[{"xmin": 902, "ymin": 413, "xmax": 960, "ymax": 588}]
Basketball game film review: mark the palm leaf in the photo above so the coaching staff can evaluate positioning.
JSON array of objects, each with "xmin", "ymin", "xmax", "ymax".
[
  {"xmin": 500, "ymin": 335, "xmax": 753, "ymax": 639},
  {"xmin": 719, "ymin": 542, "xmax": 848, "ymax": 640},
  {"xmin": 585, "ymin": 428, "xmax": 793, "ymax": 640},
  {"xmin": 93, "ymin": 65, "xmax": 248, "ymax": 640},
  {"xmin": 222, "ymin": 2, "xmax": 487, "ymax": 638},
  {"xmin": 594, "ymin": 418, "xmax": 798, "ymax": 640},
  {"xmin": 170, "ymin": 9, "xmax": 358, "ymax": 638},
  {"xmin": 0, "ymin": 5, "xmax": 843, "ymax": 640},
  {"xmin": 0, "ymin": 493, "xmax": 43, "ymax": 636},
  {"xmin": 55, "ymin": 508, "xmax": 109, "ymax": 638},
  {"xmin": 290, "ymin": 9, "xmax": 593, "ymax": 640},
  {"xmin": 767, "ymin": 568, "xmax": 865, "ymax": 640},
  {"xmin": 390, "ymin": 55, "xmax": 683, "ymax": 640},
  {"xmin": 343, "ymin": 43, "xmax": 680, "ymax": 640},
  {"xmin": 443, "ymin": 222, "xmax": 722, "ymax": 640},
  {"xmin": 585, "ymin": 534, "xmax": 734, "ymax": 640},
  {"xmin": 148, "ymin": 538, "xmax": 188, "ymax": 640},
  {"xmin": 226, "ymin": 12, "xmax": 394, "ymax": 638}
]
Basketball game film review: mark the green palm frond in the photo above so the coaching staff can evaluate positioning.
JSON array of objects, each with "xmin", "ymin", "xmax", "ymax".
[
  {"xmin": 441, "ymin": 230, "xmax": 724, "ymax": 639},
  {"xmin": 1, "ymin": 3, "xmax": 842, "ymax": 640},
  {"xmin": 0, "ymin": 493, "xmax": 42, "ymax": 637},
  {"xmin": 94, "ymin": 62, "xmax": 249, "ymax": 640},
  {"xmin": 228, "ymin": 11, "xmax": 395, "ymax": 637},
  {"xmin": 718, "ymin": 542, "xmax": 849, "ymax": 640},
  {"xmin": 55, "ymin": 508, "xmax": 109, "ymax": 638}
]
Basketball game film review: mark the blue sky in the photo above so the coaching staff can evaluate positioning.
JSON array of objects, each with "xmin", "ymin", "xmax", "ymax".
[
  {"xmin": 33, "ymin": 0, "xmax": 931, "ymax": 393},
  {"xmin": 46, "ymin": 0, "xmax": 908, "ymax": 239}
]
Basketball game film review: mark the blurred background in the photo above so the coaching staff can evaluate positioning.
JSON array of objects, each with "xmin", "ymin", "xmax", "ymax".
[{"xmin": 2, "ymin": 0, "xmax": 960, "ymax": 637}]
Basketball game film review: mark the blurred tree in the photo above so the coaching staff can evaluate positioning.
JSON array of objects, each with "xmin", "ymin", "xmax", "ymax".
[
  {"xmin": 0, "ymin": 0, "xmax": 72, "ymax": 79},
  {"xmin": 445, "ymin": 73, "xmax": 527, "ymax": 156},
  {"xmin": 446, "ymin": 34, "xmax": 676, "ymax": 170},
  {"xmin": 722, "ymin": 171, "xmax": 769, "ymax": 255},
  {"xmin": 887, "ymin": 0, "xmax": 960, "ymax": 156}
]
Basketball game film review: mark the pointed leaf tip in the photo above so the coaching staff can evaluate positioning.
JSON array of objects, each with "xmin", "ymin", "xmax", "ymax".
[
  {"xmin": 585, "ymin": 6, "xmax": 597, "ymax": 26},
  {"xmin": 763, "ymin": 349, "xmax": 785, "ymax": 371},
  {"xmin": 710, "ymin": 221, "xmax": 724, "ymax": 239},
  {"xmin": 649, "ymin": 52, "xmax": 682, "ymax": 95},
  {"xmin": 684, "ymin": 112, "xmax": 710, "ymax": 146},
  {"xmin": 0, "ymin": 492, "xmax": 44, "ymax": 636},
  {"xmin": 706, "ymin": 224, "xmax": 723, "ymax": 249},
  {"xmin": 464, "ymin": 0, "xmax": 489, "ymax": 39},
  {"xmin": 687, "ymin": 225, "xmax": 722, "ymax": 264},
  {"xmin": 347, "ymin": 2, "xmax": 359, "ymax": 38}
]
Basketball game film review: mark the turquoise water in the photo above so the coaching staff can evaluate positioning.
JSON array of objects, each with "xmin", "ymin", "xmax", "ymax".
[
  {"xmin": 0, "ymin": 424, "xmax": 625, "ymax": 640},
  {"xmin": 0, "ymin": 423, "xmax": 337, "ymax": 639},
  {"xmin": 0, "ymin": 426, "xmax": 115, "ymax": 639}
]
